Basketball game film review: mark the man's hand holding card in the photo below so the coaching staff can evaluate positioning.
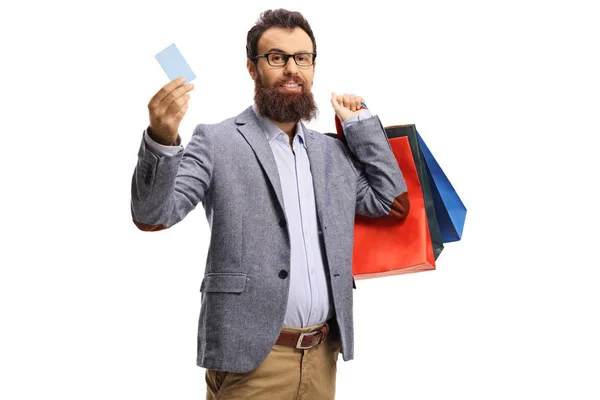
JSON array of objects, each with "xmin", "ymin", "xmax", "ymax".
[{"xmin": 148, "ymin": 43, "xmax": 196, "ymax": 146}]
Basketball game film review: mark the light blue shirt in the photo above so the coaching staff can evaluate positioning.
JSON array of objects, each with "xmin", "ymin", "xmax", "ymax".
[
  {"xmin": 145, "ymin": 105, "xmax": 373, "ymax": 328},
  {"xmin": 251, "ymin": 105, "xmax": 372, "ymax": 328},
  {"xmin": 251, "ymin": 106, "xmax": 333, "ymax": 328}
]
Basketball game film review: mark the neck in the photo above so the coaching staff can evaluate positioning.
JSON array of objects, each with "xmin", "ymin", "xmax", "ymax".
[{"xmin": 272, "ymin": 120, "xmax": 297, "ymax": 139}]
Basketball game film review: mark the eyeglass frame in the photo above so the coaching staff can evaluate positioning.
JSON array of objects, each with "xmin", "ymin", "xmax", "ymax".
[{"xmin": 253, "ymin": 52, "xmax": 317, "ymax": 68}]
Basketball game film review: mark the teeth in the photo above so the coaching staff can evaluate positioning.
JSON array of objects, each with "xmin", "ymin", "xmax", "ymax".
[{"xmin": 283, "ymin": 83, "xmax": 299, "ymax": 87}]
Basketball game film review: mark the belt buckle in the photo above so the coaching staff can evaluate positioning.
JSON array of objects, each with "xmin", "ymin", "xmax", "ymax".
[{"xmin": 296, "ymin": 331, "xmax": 319, "ymax": 349}]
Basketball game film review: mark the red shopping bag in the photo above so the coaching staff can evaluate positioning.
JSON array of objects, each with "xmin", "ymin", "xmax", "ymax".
[
  {"xmin": 334, "ymin": 117, "xmax": 436, "ymax": 279},
  {"xmin": 353, "ymin": 136, "xmax": 436, "ymax": 279}
]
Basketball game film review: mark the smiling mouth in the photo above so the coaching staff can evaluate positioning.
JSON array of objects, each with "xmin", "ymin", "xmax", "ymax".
[{"xmin": 281, "ymin": 83, "xmax": 302, "ymax": 91}]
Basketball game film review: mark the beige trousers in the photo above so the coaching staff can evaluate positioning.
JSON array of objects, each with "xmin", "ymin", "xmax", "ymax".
[{"xmin": 205, "ymin": 321, "xmax": 342, "ymax": 400}]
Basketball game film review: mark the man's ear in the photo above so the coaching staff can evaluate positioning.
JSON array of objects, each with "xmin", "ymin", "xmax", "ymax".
[{"xmin": 247, "ymin": 59, "xmax": 258, "ymax": 80}]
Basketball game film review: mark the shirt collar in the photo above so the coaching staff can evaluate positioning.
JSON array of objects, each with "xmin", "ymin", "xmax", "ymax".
[{"xmin": 251, "ymin": 104, "xmax": 306, "ymax": 147}]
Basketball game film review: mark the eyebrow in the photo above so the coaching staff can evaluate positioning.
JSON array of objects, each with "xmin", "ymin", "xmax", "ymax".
[{"xmin": 266, "ymin": 47, "xmax": 311, "ymax": 54}]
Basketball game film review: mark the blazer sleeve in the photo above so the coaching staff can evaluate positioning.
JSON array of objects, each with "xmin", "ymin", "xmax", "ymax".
[
  {"xmin": 130, "ymin": 124, "xmax": 214, "ymax": 231},
  {"xmin": 342, "ymin": 116, "xmax": 410, "ymax": 220}
]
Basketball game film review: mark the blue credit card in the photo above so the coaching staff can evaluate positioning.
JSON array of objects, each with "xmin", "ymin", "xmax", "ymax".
[{"xmin": 155, "ymin": 43, "xmax": 196, "ymax": 84}]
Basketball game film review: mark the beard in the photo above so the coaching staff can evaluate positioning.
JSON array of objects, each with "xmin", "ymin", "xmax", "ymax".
[{"xmin": 254, "ymin": 74, "xmax": 318, "ymax": 124}]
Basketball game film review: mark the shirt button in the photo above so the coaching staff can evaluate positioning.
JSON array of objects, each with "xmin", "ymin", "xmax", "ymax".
[
  {"xmin": 278, "ymin": 270, "xmax": 288, "ymax": 279},
  {"xmin": 311, "ymin": 268, "xmax": 315, "ymax": 275}
]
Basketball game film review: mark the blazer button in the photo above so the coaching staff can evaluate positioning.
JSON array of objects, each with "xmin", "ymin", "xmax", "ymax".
[
  {"xmin": 279, "ymin": 219, "xmax": 286, "ymax": 228},
  {"xmin": 278, "ymin": 270, "xmax": 288, "ymax": 279}
]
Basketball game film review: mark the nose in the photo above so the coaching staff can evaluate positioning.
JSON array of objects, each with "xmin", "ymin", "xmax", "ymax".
[{"xmin": 283, "ymin": 56, "xmax": 299, "ymax": 75}]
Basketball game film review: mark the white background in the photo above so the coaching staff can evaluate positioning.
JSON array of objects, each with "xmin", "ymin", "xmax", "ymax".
[{"xmin": 1, "ymin": 0, "xmax": 599, "ymax": 398}]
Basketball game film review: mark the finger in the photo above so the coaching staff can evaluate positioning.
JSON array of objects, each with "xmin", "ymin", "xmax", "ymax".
[
  {"xmin": 354, "ymin": 96, "xmax": 363, "ymax": 111},
  {"xmin": 162, "ymin": 95, "xmax": 189, "ymax": 132},
  {"xmin": 148, "ymin": 81, "xmax": 192, "ymax": 117},
  {"xmin": 342, "ymin": 93, "xmax": 350, "ymax": 109},
  {"xmin": 349, "ymin": 94, "xmax": 358, "ymax": 112},
  {"xmin": 165, "ymin": 92, "xmax": 190, "ymax": 118},
  {"xmin": 330, "ymin": 92, "xmax": 342, "ymax": 112},
  {"xmin": 160, "ymin": 84, "xmax": 193, "ymax": 117},
  {"xmin": 343, "ymin": 93, "xmax": 355, "ymax": 111},
  {"xmin": 161, "ymin": 83, "xmax": 194, "ymax": 108},
  {"xmin": 149, "ymin": 77, "xmax": 186, "ymax": 106},
  {"xmin": 174, "ymin": 101, "xmax": 189, "ymax": 123}
]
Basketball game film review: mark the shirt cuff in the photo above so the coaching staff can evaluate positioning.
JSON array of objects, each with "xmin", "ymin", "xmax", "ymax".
[
  {"xmin": 341, "ymin": 109, "xmax": 374, "ymax": 129},
  {"xmin": 144, "ymin": 129, "xmax": 184, "ymax": 156}
]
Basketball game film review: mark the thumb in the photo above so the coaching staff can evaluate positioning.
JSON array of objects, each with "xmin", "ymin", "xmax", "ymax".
[{"xmin": 330, "ymin": 92, "xmax": 342, "ymax": 113}]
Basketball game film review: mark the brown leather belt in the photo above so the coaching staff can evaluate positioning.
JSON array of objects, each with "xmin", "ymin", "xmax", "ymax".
[{"xmin": 276, "ymin": 322, "xmax": 329, "ymax": 349}]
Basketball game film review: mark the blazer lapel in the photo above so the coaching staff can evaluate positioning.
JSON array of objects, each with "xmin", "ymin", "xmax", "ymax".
[
  {"xmin": 236, "ymin": 107, "xmax": 286, "ymax": 215},
  {"xmin": 303, "ymin": 125, "xmax": 327, "ymax": 227}
]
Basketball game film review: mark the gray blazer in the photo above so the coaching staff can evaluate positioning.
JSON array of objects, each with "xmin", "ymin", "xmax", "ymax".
[{"xmin": 130, "ymin": 106, "xmax": 408, "ymax": 373}]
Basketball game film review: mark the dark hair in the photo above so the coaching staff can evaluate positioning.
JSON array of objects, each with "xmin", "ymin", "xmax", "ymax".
[{"xmin": 246, "ymin": 9, "xmax": 317, "ymax": 64}]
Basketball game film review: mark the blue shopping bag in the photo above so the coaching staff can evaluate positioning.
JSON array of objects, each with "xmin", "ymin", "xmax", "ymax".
[{"xmin": 416, "ymin": 132, "xmax": 467, "ymax": 243}]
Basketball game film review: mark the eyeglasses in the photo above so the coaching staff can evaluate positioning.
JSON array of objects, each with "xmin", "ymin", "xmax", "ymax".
[{"xmin": 254, "ymin": 52, "xmax": 316, "ymax": 68}]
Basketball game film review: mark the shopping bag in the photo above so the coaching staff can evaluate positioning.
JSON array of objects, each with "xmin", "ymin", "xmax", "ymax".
[
  {"xmin": 384, "ymin": 125, "xmax": 444, "ymax": 259},
  {"xmin": 332, "ymin": 119, "xmax": 439, "ymax": 279},
  {"xmin": 417, "ymin": 133, "xmax": 467, "ymax": 242}
]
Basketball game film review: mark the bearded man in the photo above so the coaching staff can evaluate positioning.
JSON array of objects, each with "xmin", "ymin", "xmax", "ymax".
[{"xmin": 131, "ymin": 8, "xmax": 409, "ymax": 400}]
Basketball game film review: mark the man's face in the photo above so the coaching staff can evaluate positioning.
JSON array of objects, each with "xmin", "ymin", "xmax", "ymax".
[{"xmin": 248, "ymin": 27, "xmax": 318, "ymax": 123}]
